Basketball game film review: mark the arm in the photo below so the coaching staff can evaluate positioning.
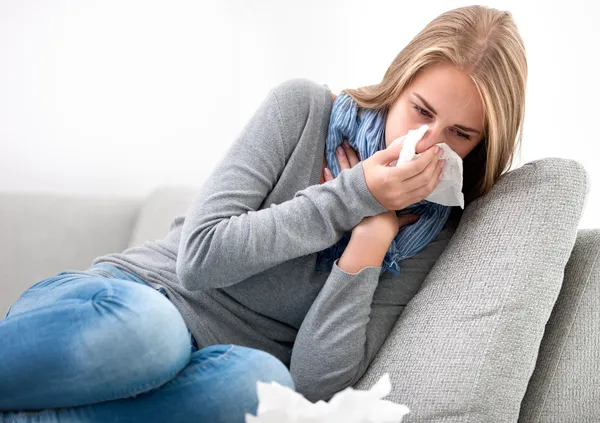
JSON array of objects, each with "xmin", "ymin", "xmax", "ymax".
[
  {"xmin": 176, "ymin": 80, "xmax": 387, "ymax": 291},
  {"xmin": 289, "ymin": 223, "xmax": 455, "ymax": 402},
  {"xmin": 289, "ymin": 236, "xmax": 388, "ymax": 402}
]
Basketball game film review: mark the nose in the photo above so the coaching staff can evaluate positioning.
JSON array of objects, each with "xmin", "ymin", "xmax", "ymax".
[{"xmin": 415, "ymin": 126, "xmax": 445, "ymax": 154}]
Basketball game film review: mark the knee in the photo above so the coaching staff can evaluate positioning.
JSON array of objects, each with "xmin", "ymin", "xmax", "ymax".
[
  {"xmin": 186, "ymin": 344, "xmax": 294, "ymax": 421},
  {"xmin": 232, "ymin": 345, "xmax": 295, "ymax": 391},
  {"xmin": 191, "ymin": 344, "xmax": 294, "ymax": 394},
  {"xmin": 86, "ymin": 282, "xmax": 191, "ymax": 370}
]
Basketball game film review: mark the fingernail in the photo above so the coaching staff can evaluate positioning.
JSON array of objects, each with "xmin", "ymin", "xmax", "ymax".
[
  {"xmin": 343, "ymin": 139, "xmax": 349, "ymax": 147},
  {"xmin": 440, "ymin": 159, "xmax": 446, "ymax": 169},
  {"xmin": 434, "ymin": 146, "xmax": 440, "ymax": 154},
  {"xmin": 324, "ymin": 168, "xmax": 331, "ymax": 176},
  {"xmin": 337, "ymin": 146, "xmax": 344, "ymax": 154}
]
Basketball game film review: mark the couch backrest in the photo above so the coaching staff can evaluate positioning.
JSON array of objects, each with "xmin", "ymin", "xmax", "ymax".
[
  {"xmin": 127, "ymin": 186, "xmax": 198, "ymax": 249},
  {"xmin": 0, "ymin": 186, "xmax": 200, "ymax": 317},
  {"xmin": 0, "ymin": 191, "xmax": 142, "ymax": 317}
]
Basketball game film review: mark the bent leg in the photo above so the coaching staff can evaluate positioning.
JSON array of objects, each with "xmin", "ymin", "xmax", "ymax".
[
  {"xmin": 0, "ymin": 270, "xmax": 192, "ymax": 411},
  {"xmin": 1, "ymin": 345, "xmax": 295, "ymax": 423}
]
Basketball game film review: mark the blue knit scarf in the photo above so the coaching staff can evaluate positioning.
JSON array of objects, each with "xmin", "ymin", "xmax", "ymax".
[{"xmin": 315, "ymin": 92, "xmax": 451, "ymax": 276}]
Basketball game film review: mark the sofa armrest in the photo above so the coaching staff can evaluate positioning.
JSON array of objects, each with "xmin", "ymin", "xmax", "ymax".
[{"xmin": 519, "ymin": 229, "xmax": 600, "ymax": 422}]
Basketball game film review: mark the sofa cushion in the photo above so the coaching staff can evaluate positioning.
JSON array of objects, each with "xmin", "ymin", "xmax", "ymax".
[
  {"xmin": 354, "ymin": 158, "xmax": 589, "ymax": 422},
  {"xmin": 128, "ymin": 186, "xmax": 198, "ymax": 248},
  {"xmin": 519, "ymin": 229, "xmax": 600, "ymax": 422}
]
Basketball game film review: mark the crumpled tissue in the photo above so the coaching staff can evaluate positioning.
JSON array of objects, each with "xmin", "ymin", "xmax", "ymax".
[
  {"xmin": 245, "ymin": 374, "xmax": 410, "ymax": 423},
  {"xmin": 388, "ymin": 124, "xmax": 464, "ymax": 209}
]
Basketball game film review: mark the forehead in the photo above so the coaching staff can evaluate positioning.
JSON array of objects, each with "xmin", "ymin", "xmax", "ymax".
[{"xmin": 408, "ymin": 62, "xmax": 484, "ymax": 123}]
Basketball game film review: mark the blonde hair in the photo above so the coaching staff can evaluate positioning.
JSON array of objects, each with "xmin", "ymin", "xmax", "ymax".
[{"xmin": 343, "ymin": 5, "xmax": 527, "ymax": 205}]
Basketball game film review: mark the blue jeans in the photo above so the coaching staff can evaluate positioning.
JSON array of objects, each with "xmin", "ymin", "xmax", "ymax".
[{"xmin": 0, "ymin": 263, "xmax": 294, "ymax": 422}]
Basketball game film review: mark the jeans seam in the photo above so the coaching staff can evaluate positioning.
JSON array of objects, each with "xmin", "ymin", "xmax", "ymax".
[
  {"xmin": 3, "ymin": 304, "xmax": 13, "ymax": 319},
  {"xmin": 3, "ymin": 407, "xmax": 61, "ymax": 420},
  {"xmin": 87, "ymin": 354, "xmax": 189, "ymax": 405},
  {"xmin": 187, "ymin": 345, "xmax": 236, "ymax": 372},
  {"xmin": 2, "ymin": 346, "xmax": 224, "ymax": 419},
  {"xmin": 89, "ymin": 269, "xmax": 116, "ymax": 279}
]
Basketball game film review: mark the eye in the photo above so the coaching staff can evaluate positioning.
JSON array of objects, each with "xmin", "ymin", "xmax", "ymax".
[
  {"xmin": 412, "ymin": 104, "xmax": 472, "ymax": 140},
  {"xmin": 412, "ymin": 104, "xmax": 432, "ymax": 118},
  {"xmin": 451, "ymin": 128, "xmax": 471, "ymax": 140}
]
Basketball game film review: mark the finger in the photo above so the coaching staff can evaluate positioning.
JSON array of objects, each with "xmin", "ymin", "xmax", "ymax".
[
  {"xmin": 435, "ymin": 159, "xmax": 445, "ymax": 183},
  {"xmin": 323, "ymin": 167, "xmax": 334, "ymax": 182},
  {"xmin": 371, "ymin": 137, "xmax": 405, "ymax": 166},
  {"xmin": 391, "ymin": 153, "xmax": 439, "ymax": 195},
  {"xmin": 421, "ymin": 160, "xmax": 443, "ymax": 195},
  {"xmin": 404, "ymin": 145, "xmax": 441, "ymax": 177},
  {"xmin": 390, "ymin": 145, "xmax": 441, "ymax": 180},
  {"xmin": 336, "ymin": 144, "xmax": 351, "ymax": 169},
  {"xmin": 397, "ymin": 213, "xmax": 420, "ymax": 228},
  {"xmin": 402, "ymin": 153, "xmax": 441, "ymax": 192},
  {"xmin": 431, "ymin": 160, "xmax": 444, "ymax": 192},
  {"xmin": 405, "ymin": 159, "xmax": 445, "ymax": 199},
  {"xmin": 342, "ymin": 140, "xmax": 361, "ymax": 166}
]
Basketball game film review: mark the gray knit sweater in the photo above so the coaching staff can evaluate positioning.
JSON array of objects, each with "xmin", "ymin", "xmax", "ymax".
[{"xmin": 91, "ymin": 78, "xmax": 457, "ymax": 401}]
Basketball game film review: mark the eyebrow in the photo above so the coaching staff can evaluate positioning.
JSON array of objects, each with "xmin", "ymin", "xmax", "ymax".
[{"xmin": 413, "ymin": 92, "xmax": 481, "ymax": 134}]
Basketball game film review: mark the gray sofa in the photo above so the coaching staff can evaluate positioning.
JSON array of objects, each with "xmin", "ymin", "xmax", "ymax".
[{"xmin": 1, "ymin": 158, "xmax": 598, "ymax": 422}]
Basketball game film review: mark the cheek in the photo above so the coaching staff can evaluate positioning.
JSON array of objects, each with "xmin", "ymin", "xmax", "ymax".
[
  {"xmin": 454, "ymin": 146, "xmax": 470, "ymax": 159},
  {"xmin": 385, "ymin": 107, "xmax": 413, "ymax": 148},
  {"xmin": 451, "ymin": 140, "xmax": 481, "ymax": 159}
]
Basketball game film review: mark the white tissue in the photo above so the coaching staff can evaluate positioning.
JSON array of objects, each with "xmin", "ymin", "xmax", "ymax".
[
  {"xmin": 388, "ymin": 124, "xmax": 464, "ymax": 209},
  {"xmin": 245, "ymin": 374, "xmax": 410, "ymax": 423}
]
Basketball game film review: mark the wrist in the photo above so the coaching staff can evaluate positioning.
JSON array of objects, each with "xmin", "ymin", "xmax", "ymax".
[
  {"xmin": 351, "ymin": 225, "xmax": 396, "ymax": 249},
  {"xmin": 338, "ymin": 235, "xmax": 388, "ymax": 273}
]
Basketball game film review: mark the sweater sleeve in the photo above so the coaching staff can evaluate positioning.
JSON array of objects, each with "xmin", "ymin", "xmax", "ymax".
[
  {"xmin": 288, "ymin": 222, "xmax": 457, "ymax": 402},
  {"xmin": 176, "ymin": 80, "xmax": 388, "ymax": 291},
  {"xmin": 289, "ymin": 258, "xmax": 396, "ymax": 402}
]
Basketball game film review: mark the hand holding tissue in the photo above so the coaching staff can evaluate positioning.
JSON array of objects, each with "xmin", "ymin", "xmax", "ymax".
[
  {"xmin": 246, "ymin": 374, "xmax": 410, "ymax": 423},
  {"xmin": 389, "ymin": 124, "xmax": 465, "ymax": 209}
]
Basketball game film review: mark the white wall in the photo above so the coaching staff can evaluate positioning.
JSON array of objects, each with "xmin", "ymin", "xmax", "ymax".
[{"xmin": 1, "ymin": 0, "xmax": 598, "ymax": 227}]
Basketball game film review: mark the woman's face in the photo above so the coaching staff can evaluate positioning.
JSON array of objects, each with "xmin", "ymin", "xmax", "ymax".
[{"xmin": 384, "ymin": 61, "xmax": 485, "ymax": 159}]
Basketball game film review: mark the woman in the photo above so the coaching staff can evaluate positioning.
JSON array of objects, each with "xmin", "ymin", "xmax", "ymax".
[{"xmin": 0, "ymin": 5, "xmax": 527, "ymax": 422}]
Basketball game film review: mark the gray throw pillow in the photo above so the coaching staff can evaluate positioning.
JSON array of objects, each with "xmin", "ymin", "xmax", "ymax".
[{"xmin": 354, "ymin": 158, "xmax": 589, "ymax": 422}]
